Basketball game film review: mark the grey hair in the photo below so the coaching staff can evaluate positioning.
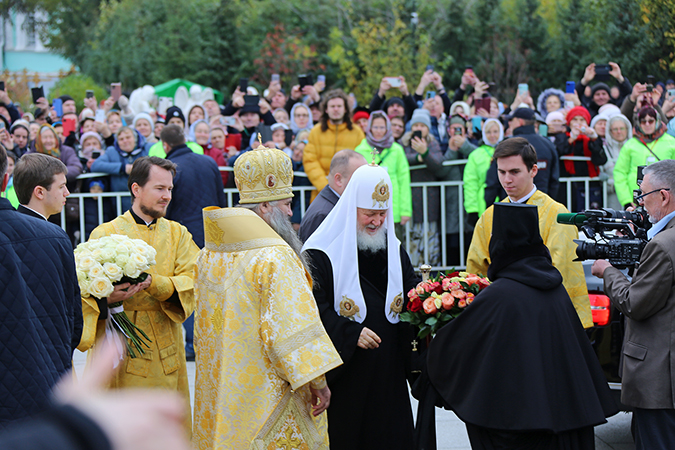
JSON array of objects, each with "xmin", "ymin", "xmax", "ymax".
[{"xmin": 643, "ymin": 160, "xmax": 675, "ymax": 192}]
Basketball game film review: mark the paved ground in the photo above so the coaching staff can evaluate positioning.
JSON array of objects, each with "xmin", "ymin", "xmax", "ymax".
[{"xmin": 73, "ymin": 350, "xmax": 635, "ymax": 449}]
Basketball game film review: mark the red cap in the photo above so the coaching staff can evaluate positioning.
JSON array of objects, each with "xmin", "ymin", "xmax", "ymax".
[{"xmin": 566, "ymin": 106, "xmax": 591, "ymax": 126}]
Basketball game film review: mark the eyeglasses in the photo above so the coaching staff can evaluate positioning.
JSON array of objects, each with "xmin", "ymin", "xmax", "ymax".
[
  {"xmin": 640, "ymin": 118, "xmax": 656, "ymax": 125},
  {"xmin": 294, "ymin": 113, "xmax": 310, "ymax": 118},
  {"xmin": 635, "ymin": 187, "xmax": 670, "ymax": 202},
  {"xmin": 609, "ymin": 127, "xmax": 627, "ymax": 133}
]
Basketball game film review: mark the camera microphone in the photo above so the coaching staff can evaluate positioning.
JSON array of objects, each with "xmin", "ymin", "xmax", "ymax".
[{"xmin": 556, "ymin": 213, "xmax": 588, "ymax": 226}]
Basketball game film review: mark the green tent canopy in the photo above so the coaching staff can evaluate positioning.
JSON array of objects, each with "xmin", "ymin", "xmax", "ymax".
[{"xmin": 153, "ymin": 78, "xmax": 225, "ymax": 105}]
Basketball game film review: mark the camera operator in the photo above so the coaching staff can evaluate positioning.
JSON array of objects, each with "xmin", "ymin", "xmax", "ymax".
[{"xmin": 591, "ymin": 159, "xmax": 675, "ymax": 449}]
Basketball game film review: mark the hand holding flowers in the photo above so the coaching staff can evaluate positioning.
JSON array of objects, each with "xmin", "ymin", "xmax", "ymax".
[{"xmin": 400, "ymin": 270, "xmax": 490, "ymax": 338}]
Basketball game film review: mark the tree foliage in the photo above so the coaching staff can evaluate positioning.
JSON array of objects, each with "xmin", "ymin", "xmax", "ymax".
[{"xmin": 48, "ymin": 73, "xmax": 108, "ymax": 107}]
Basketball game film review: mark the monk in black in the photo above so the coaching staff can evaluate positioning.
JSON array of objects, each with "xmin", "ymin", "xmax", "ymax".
[
  {"xmin": 426, "ymin": 203, "xmax": 618, "ymax": 449},
  {"xmin": 307, "ymin": 244, "xmax": 419, "ymax": 450}
]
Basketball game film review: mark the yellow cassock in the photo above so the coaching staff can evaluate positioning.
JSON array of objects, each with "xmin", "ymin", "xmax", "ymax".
[
  {"xmin": 467, "ymin": 190, "xmax": 593, "ymax": 329},
  {"xmin": 77, "ymin": 211, "xmax": 199, "ymax": 433},
  {"xmin": 193, "ymin": 207, "xmax": 342, "ymax": 450}
]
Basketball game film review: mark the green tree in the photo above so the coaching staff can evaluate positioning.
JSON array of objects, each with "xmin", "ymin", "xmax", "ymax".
[{"xmin": 48, "ymin": 73, "xmax": 108, "ymax": 113}]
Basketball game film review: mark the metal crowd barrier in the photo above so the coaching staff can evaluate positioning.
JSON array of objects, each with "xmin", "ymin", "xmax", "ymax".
[{"xmin": 64, "ymin": 163, "xmax": 608, "ymax": 272}]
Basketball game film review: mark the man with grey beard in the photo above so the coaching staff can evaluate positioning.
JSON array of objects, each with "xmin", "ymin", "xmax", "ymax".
[
  {"xmin": 302, "ymin": 164, "xmax": 419, "ymax": 450},
  {"xmin": 193, "ymin": 142, "xmax": 342, "ymax": 450}
]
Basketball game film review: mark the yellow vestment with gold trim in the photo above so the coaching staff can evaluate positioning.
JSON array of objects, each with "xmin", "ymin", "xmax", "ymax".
[
  {"xmin": 193, "ymin": 207, "xmax": 342, "ymax": 450},
  {"xmin": 77, "ymin": 211, "xmax": 199, "ymax": 432},
  {"xmin": 467, "ymin": 190, "xmax": 592, "ymax": 328}
]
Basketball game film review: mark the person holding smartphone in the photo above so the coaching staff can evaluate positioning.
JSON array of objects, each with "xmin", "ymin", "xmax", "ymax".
[
  {"xmin": 0, "ymin": 84, "xmax": 21, "ymax": 124},
  {"xmin": 578, "ymin": 62, "xmax": 632, "ymax": 118},
  {"xmin": 369, "ymin": 76, "xmax": 415, "ymax": 121},
  {"xmin": 401, "ymin": 108, "xmax": 444, "ymax": 267}
]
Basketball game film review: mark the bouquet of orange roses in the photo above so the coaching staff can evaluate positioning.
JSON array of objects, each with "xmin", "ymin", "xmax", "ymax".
[{"xmin": 399, "ymin": 270, "xmax": 491, "ymax": 338}]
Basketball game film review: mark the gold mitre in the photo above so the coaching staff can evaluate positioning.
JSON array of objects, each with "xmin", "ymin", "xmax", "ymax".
[{"xmin": 233, "ymin": 136, "xmax": 294, "ymax": 204}]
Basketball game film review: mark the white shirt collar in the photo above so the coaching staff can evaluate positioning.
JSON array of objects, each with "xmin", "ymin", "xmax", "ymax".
[
  {"xmin": 509, "ymin": 185, "xmax": 537, "ymax": 204},
  {"xmin": 22, "ymin": 205, "xmax": 48, "ymax": 220},
  {"xmin": 647, "ymin": 209, "xmax": 675, "ymax": 240}
]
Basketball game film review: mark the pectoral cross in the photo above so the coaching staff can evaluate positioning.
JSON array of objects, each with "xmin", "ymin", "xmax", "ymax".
[
  {"xmin": 411, "ymin": 339, "xmax": 419, "ymax": 352},
  {"xmin": 370, "ymin": 147, "xmax": 380, "ymax": 166}
]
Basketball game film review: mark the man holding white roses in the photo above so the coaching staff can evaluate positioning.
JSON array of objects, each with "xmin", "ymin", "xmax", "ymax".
[{"xmin": 77, "ymin": 156, "xmax": 199, "ymax": 437}]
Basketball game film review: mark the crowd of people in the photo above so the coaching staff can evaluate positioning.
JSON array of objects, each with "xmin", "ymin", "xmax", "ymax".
[
  {"xmin": 2, "ymin": 62, "xmax": 675, "ymax": 450},
  {"xmin": 3, "ymin": 62, "xmax": 675, "ymax": 266}
]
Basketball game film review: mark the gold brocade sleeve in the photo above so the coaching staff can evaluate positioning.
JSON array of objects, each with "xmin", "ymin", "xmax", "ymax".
[
  {"xmin": 259, "ymin": 247, "xmax": 342, "ymax": 390},
  {"xmin": 77, "ymin": 296, "xmax": 102, "ymax": 352}
]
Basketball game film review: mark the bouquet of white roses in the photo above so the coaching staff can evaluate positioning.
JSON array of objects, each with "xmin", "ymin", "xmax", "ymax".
[{"xmin": 75, "ymin": 234, "xmax": 157, "ymax": 358}]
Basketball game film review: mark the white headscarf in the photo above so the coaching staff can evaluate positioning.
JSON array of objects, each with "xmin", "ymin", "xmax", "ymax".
[{"xmin": 302, "ymin": 164, "xmax": 403, "ymax": 324}]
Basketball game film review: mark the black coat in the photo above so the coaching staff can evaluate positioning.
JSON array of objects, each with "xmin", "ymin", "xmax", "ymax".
[
  {"xmin": 298, "ymin": 185, "xmax": 338, "ymax": 242},
  {"xmin": 0, "ymin": 198, "xmax": 83, "ymax": 428},
  {"xmin": 426, "ymin": 256, "xmax": 618, "ymax": 435},
  {"xmin": 165, "ymin": 144, "xmax": 226, "ymax": 248},
  {"xmin": 307, "ymin": 245, "xmax": 419, "ymax": 450}
]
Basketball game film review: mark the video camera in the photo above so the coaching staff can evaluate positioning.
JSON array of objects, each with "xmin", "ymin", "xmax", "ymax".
[{"xmin": 557, "ymin": 208, "xmax": 648, "ymax": 269}]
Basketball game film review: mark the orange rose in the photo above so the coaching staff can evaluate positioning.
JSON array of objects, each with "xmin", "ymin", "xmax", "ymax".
[
  {"xmin": 416, "ymin": 284, "xmax": 426, "ymax": 296},
  {"xmin": 466, "ymin": 292, "xmax": 475, "ymax": 305},
  {"xmin": 458, "ymin": 299, "xmax": 467, "ymax": 308},
  {"xmin": 465, "ymin": 276, "xmax": 480, "ymax": 286},
  {"xmin": 451, "ymin": 289, "xmax": 467, "ymax": 299},
  {"xmin": 423, "ymin": 298, "xmax": 438, "ymax": 314},
  {"xmin": 441, "ymin": 292, "xmax": 455, "ymax": 310}
]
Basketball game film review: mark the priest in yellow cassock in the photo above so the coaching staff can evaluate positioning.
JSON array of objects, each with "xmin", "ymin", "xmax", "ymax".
[
  {"xmin": 77, "ymin": 156, "xmax": 199, "ymax": 432},
  {"xmin": 467, "ymin": 137, "xmax": 592, "ymax": 328},
  {"xmin": 193, "ymin": 141, "xmax": 342, "ymax": 450}
]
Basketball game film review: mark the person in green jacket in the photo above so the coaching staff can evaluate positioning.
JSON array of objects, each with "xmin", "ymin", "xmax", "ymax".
[
  {"xmin": 614, "ymin": 105, "xmax": 675, "ymax": 209},
  {"xmin": 463, "ymin": 118, "xmax": 504, "ymax": 225},
  {"xmin": 355, "ymin": 111, "xmax": 412, "ymax": 236},
  {"xmin": 148, "ymin": 106, "xmax": 204, "ymax": 158},
  {"xmin": 1, "ymin": 150, "xmax": 18, "ymax": 208}
]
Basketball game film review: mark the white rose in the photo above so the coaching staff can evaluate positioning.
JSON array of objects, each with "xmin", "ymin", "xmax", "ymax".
[
  {"xmin": 76, "ymin": 270, "xmax": 87, "ymax": 283},
  {"xmin": 78, "ymin": 277, "xmax": 92, "ymax": 297},
  {"xmin": 89, "ymin": 277, "xmax": 114, "ymax": 299},
  {"xmin": 103, "ymin": 263, "xmax": 124, "ymax": 282},
  {"xmin": 132, "ymin": 253, "xmax": 149, "ymax": 270},
  {"xmin": 77, "ymin": 255, "xmax": 97, "ymax": 272},
  {"xmin": 115, "ymin": 253, "xmax": 130, "ymax": 267},
  {"xmin": 124, "ymin": 260, "xmax": 142, "ymax": 279},
  {"xmin": 91, "ymin": 248, "xmax": 103, "ymax": 261},
  {"xmin": 99, "ymin": 247, "xmax": 117, "ymax": 264},
  {"xmin": 89, "ymin": 263, "xmax": 105, "ymax": 279}
]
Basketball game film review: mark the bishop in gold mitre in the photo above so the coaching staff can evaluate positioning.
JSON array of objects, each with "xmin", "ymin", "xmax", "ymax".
[{"xmin": 192, "ymin": 140, "xmax": 342, "ymax": 450}]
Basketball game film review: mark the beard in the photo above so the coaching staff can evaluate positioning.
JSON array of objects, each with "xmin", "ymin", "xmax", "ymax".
[
  {"xmin": 140, "ymin": 202, "xmax": 167, "ymax": 219},
  {"xmin": 266, "ymin": 205, "xmax": 312, "ymax": 276},
  {"xmin": 357, "ymin": 225, "xmax": 386, "ymax": 253}
]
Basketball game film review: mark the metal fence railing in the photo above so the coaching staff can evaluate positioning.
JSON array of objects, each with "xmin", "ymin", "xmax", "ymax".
[{"xmin": 63, "ymin": 164, "xmax": 608, "ymax": 272}]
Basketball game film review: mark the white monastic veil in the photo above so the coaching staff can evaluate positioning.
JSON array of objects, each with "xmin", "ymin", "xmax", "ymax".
[{"xmin": 302, "ymin": 164, "xmax": 403, "ymax": 324}]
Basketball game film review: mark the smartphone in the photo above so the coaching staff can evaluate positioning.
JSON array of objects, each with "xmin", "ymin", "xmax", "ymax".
[
  {"xmin": 86, "ymin": 90, "xmax": 94, "ymax": 99},
  {"xmin": 594, "ymin": 64, "xmax": 611, "ymax": 81},
  {"xmin": 0, "ymin": 121, "xmax": 5, "ymax": 130},
  {"xmin": 646, "ymin": 75, "xmax": 655, "ymax": 85},
  {"xmin": 518, "ymin": 83, "xmax": 529, "ymax": 95},
  {"xmin": 63, "ymin": 117, "xmax": 77, "ymax": 137},
  {"xmin": 52, "ymin": 98, "xmax": 63, "ymax": 118},
  {"xmin": 426, "ymin": 64, "xmax": 434, "ymax": 72},
  {"xmin": 668, "ymin": 89, "xmax": 675, "ymax": 98},
  {"xmin": 426, "ymin": 91, "xmax": 436, "ymax": 100},
  {"xmin": 244, "ymin": 95, "xmax": 259, "ymax": 106},
  {"xmin": 0, "ymin": 81, "xmax": 4, "ymax": 91},
  {"xmin": 298, "ymin": 74, "xmax": 313, "ymax": 88},
  {"xmin": 271, "ymin": 74, "xmax": 280, "ymax": 82},
  {"xmin": 412, "ymin": 130, "xmax": 422, "ymax": 141},
  {"xmin": 475, "ymin": 98, "xmax": 491, "ymax": 113},
  {"xmin": 565, "ymin": 81, "xmax": 576, "ymax": 94},
  {"xmin": 453, "ymin": 127, "xmax": 463, "ymax": 136},
  {"xmin": 111, "ymin": 82, "xmax": 121, "ymax": 102},
  {"xmin": 465, "ymin": 65, "xmax": 473, "ymax": 72},
  {"xmin": 538, "ymin": 124, "xmax": 548, "ymax": 137},
  {"xmin": 471, "ymin": 116, "xmax": 482, "ymax": 133},
  {"xmin": 91, "ymin": 150, "xmax": 102, "ymax": 159},
  {"xmin": 95, "ymin": 109, "xmax": 106, "ymax": 123},
  {"xmin": 239, "ymin": 78, "xmax": 248, "ymax": 93},
  {"xmin": 225, "ymin": 133, "xmax": 242, "ymax": 151},
  {"xmin": 31, "ymin": 86, "xmax": 44, "ymax": 104},
  {"xmin": 384, "ymin": 77, "xmax": 401, "ymax": 88},
  {"xmin": 317, "ymin": 75, "xmax": 326, "ymax": 83}
]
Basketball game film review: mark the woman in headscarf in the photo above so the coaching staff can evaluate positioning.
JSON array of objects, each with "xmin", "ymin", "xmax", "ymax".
[
  {"xmin": 463, "ymin": 118, "xmax": 504, "ymax": 226},
  {"xmin": 355, "ymin": 110, "xmax": 412, "ymax": 233},
  {"xmin": 613, "ymin": 105, "xmax": 675, "ymax": 209},
  {"xmin": 91, "ymin": 126, "xmax": 148, "ymax": 212},
  {"xmin": 536, "ymin": 88, "xmax": 566, "ymax": 120},
  {"xmin": 28, "ymin": 124, "xmax": 82, "ymax": 182},
  {"xmin": 602, "ymin": 114, "xmax": 633, "ymax": 209},
  {"xmin": 402, "ymin": 108, "xmax": 444, "ymax": 267},
  {"xmin": 289, "ymin": 103, "xmax": 313, "ymax": 136},
  {"xmin": 133, "ymin": 113, "xmax": 156, "ymax": 144},
  {"xmin": 194, "ymin": 120, "xmax": 228, "ymax": 187}
]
